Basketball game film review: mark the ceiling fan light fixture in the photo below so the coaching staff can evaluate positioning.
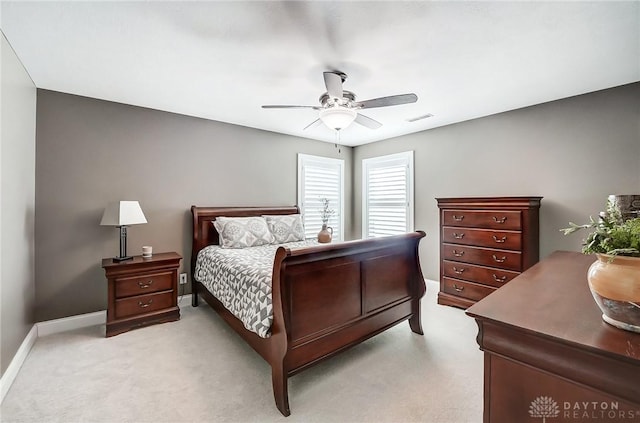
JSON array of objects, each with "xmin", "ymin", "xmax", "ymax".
[{"xmin": 319, "ymin": 106, "xmax": 357, "ymax": 130}]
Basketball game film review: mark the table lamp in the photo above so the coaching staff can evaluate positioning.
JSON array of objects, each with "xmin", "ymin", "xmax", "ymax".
[{"xmin": 100, "ymin": 200, "xmax": 147, "ymax": 262}]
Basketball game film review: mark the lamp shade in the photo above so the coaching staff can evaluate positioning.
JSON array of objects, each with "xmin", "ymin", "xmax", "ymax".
[
  {"xmin": 319, "ymin": 106, "xmax": 357, "ymax": 130},
  {"xmin": 100, "ymin": 201, "xmax": 147, "ymax": 226}
]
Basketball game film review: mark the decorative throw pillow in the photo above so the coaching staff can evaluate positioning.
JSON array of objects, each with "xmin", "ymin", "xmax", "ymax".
[
  {"xmin": 264, "ymin": 214, "xmax": 305, "ymax": 244},
  {"xmin": 213, "ymin": 216, "xmax": 275, "ymax": 248}
]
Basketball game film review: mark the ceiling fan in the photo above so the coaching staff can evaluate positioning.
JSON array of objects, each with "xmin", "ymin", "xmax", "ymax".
[{"xmin": 262, "ymin": 71, "xmax": 418, "ymax": 131}]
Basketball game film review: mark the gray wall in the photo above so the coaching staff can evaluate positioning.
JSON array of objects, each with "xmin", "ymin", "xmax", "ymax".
[
  {"xmin": 1, "ymin": 33, "xmax": 37, "ymax": 375},
  {"xmin": 354, "ymin": 82, "xmax": 640, "ymax": 280},
  {"xmin": 35, "ymin": 90, "xmax": 353, "ymax": 322},
  {"xmin": 31, "ymin": 82, "xmax": 640, "ymax": 322}
]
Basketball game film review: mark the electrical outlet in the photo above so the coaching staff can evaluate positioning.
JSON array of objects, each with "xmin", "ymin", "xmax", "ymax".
[{"xmin": 179, "ymin": 273, "xmax": 187, "ymax": 285}]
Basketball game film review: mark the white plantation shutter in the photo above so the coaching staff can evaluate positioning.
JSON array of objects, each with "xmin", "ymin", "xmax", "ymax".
[
  {"xmin": 363, "ymin": 151, "xmax": 414, "ymax": 238},
  {"xmin": 297, "ymin": 154, "xmax": 344, "ymax": 241}
]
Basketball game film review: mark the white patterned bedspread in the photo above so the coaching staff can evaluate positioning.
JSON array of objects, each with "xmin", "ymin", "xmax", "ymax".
[{"xmin": 194, "ymin": 240, "xmax": 317, "ymax": 338}]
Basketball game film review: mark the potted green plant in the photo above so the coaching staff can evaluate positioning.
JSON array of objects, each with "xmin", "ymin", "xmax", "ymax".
[{"xmin": 562, "ymin": 199, "xmax": 640, "ymax": 333}]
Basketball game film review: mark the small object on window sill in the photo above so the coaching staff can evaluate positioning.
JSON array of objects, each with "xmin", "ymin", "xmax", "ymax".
[{"xmin": 317, "ymin": 225, "xmax": 333, "ymax": 243}]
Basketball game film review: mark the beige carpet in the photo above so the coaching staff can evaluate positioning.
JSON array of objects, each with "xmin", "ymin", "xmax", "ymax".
[{"xmin": 1, "ymin": 280, "xmax": 483, "ymax": 423}]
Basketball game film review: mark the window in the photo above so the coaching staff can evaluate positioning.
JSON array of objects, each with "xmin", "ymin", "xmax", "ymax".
[
  {"xmin": 362, "ymin": 151, "xmax": 414, "ymax": 238},
  {"xmin": 297, "ymin": 154, "xmax": 345, "ymax": 241}
]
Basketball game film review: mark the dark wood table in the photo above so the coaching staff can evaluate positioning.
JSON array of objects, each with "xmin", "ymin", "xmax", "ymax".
[{"xmin": 466, "ymin": 250, "xmax": 640, "ymax": 423}]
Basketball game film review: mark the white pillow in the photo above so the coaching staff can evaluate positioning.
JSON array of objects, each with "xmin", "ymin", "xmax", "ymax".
[
  {"xmin": 264, "ymin": 214, "xmax": 305, "ymax": 244},
  {"xmin": 213, "ymin": 216, "xmax": 275, "ymax": 248}
]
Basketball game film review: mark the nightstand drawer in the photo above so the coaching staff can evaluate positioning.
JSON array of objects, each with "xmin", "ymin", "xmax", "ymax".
[
  {"xmin": 115, "ymin": 271, "xmax": 173, "ymax": 298},
  {"xmin": 114, "ymin": 291, "xmax": 174, "ymax": 319},
  {"xmin": 442, "ymin": 277, "xmax": 496, "ymax": 302}
]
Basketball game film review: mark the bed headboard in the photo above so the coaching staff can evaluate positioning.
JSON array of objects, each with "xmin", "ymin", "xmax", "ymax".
[{"xmin": 190, "ymin": 205, "xmax": 300, "ymax": 277}]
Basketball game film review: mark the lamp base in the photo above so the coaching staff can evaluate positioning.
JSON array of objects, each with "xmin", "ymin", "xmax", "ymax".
[{"xmin": 112, "ymin": 256, "xmax": 133, "ymax": 263}]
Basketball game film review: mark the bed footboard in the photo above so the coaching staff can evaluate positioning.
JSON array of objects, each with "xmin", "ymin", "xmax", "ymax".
[{"xmin": 270, "ymin": 231, "xmax": 426, "ymax": 416}]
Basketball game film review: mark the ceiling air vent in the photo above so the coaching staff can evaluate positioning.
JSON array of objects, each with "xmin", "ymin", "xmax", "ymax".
[{"xmin": 406, "ymin": 113, "xmax": 434, "ymax": 122}]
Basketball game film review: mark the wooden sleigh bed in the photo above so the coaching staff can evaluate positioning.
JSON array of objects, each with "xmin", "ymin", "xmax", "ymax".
[{"xmin": 190, "ymin": 206, "xmax": 426, "ymax": 416}]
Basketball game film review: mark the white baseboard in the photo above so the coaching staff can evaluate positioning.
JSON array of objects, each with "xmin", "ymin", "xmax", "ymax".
[
  {"xmin": 34, "ymin": 295, "xmax": 194, "ymax": 337},
  {"xmin": 0, "ymin": 325, "xmax": 37, "ymax": 403},
  {"xmin": 36, "ymin": 310, "xmax": 106, "ymax": 337},
  {"xmin": 177, "ymin": 293, "xmax": 192, "ymax": 306}
]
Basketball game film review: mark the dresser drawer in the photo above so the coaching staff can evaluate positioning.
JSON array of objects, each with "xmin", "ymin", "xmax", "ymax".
[
  {"xmin": 443, "ymin": 210, "xmax": 522, "ymax": 230},
  {"xmin": 442, "ymin": 277, "xmax": 496, "ymax": 302},
  {"xmin": 442, "ymin": 244, "xmax": 522, "ymax": 271},
  {"xmin": 114, "ymin": 291, "xmax": 174, "ymax": 319},
  {"xmin": 114, "ymin": 271, "xmax": 173, "ymax": 298},
  {"xmin": 442, "ymin": 227, "xmax": 522, "ymax": 251},
  {"xmin": 442, "ymin": 260, "xmax": 520, "ymax": 288}
]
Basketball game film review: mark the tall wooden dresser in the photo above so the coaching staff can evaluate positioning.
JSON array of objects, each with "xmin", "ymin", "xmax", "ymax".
[{"xmin": 436, "ymin": 197, "xmax": 542, "ymax": 309}]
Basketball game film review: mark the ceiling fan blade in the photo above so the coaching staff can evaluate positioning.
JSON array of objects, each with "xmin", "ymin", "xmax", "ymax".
[
  {"xmin": 262, "ymin": 105, "xmax": 321, "ymax": 109},
  {"xmin": 355, "ymin": 93, "xmax": 418, "ymax": 109},
  {"xmin": 323, "ymin": 71, "xmax": 344, "ymax": 100},
  {"xmin": 355, "ymin": 113, "xmax": 382, "ymax": 129},
  {"xmin": 303, "ymin": 118, "xmax": 322, "ymax": 130}
]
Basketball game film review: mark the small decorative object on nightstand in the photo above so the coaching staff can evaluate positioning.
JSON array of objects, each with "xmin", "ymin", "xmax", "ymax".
[{"xmin": 102, "ymin": 252, "xmax": 182, "ymax": 337}]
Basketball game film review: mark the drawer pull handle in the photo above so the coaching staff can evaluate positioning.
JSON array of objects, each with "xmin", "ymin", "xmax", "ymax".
[
  {"xmin": 138, "ymin": 280, "xmax": 154, "ymax": 289},
  {"xmin": 453, "ymin": 232, "xmax": 465, "ymax": 239},
  {"xmin": 492, "ymin": 255, "xmax": 506, "ymax": 263},
  {"xmin": 453, "ymin": 266, "xmax": 465, "ymax": 274},
  {"xmin": 138, "ymin": 299, "xmax": 153, "ymax": 308},
  {"xmin": 453, "ymin": 284, "xmax": 464, "ymax": 292},
  {"xmin": 453, "ymin": 250, "xmax": 465, "ymax": 257},
  {"xmin": 492, "ymin": 235, "xmax": 507, "ymax": 243},
  {"xmin": 492, "ymin": 274, "xmax": 507, "ymax": 282},
  {"xmin": 493, "ymin": 216, "xmax": 507, "ymax": 224},
  {"xmin": 453, "ymin": 215, "xmax": 464, "ymax": 221}
]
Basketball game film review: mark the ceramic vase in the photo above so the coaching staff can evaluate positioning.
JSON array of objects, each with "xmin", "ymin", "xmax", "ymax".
[
  {"xmin": 587, "ymin": 254, "xmax": 640, "ymax": 333},
  {"xmin": 317, "ymin": 224, "xmax": 333, "ymax": 243}
]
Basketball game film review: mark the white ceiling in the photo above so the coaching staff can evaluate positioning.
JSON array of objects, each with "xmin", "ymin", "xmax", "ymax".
[{"xmin": 2, "ymin": 1, "xmax": 638, "ymax": 147}]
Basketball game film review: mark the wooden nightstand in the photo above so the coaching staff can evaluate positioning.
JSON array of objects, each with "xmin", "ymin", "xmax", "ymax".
[{"xmin": 102, "ymin": 252, "xmax": 182, "ymax": 337}]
